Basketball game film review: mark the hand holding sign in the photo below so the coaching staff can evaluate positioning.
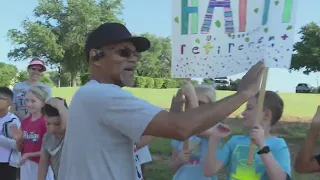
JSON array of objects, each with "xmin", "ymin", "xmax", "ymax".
[
  {"xmin": 237, "ymin": 60, "xmax": 265, "ymax": 98},
  {"xmin": 250, "ymin": 124, "xmax": 265, "ymax": 149}
]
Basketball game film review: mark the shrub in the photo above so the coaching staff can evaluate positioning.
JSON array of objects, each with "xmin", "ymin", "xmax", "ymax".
[
  {"xmin": 174, "ymin": 78, "xmax": 185, "ymax": 88},
  {"xmin": 145, "ymin": 77, "xmax": 154, "ymax": 88},
  {"xmin": 163, "ymin": 78, "xmax": 176, "ymax": 88},
  {"xmin": 135, "ymin": 76, "xmax": 147, "ymax": 88},
  {"xmin": 154, "ymin": 78, "xmax": 164, "ymax": 89}
]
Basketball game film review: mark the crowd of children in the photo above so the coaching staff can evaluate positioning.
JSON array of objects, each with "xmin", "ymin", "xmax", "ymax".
[{"xmin": 1, "ymin": 77, "xmax": 320, "ymax": 180}]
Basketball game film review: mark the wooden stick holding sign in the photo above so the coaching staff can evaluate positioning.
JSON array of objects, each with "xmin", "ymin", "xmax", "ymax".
[
  {"xmin": 247, "ymin": 68, "xmax": 269, "ymax": 165},
  {"xmin": 181, "ymin": 78, "xmax": 195, "ymax": 151},
  {"xmin": 182, "ymin": 93, "xmax": 189, "ymax": 151}
]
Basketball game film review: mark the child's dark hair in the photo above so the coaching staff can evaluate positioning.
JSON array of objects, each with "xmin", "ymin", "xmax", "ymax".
[
  {"xmin": 0, "ymin": 87, "xmax": 14, "ymax": 100},
  {"xmin": 43, "ymin": 97, "xmax": 68, "ymax": 117},
  {"xmin": 255, "ymin": 91, "xmax": 284, "ymax": 126}
]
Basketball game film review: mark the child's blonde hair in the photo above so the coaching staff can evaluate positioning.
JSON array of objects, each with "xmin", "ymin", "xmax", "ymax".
[
  {"xmin": 194, "ymin": 85, "xmax": 216, "ymax": 102},
  {"xmin": 27, "ymin": 86, "xmax": 49, "ymax": 103}
]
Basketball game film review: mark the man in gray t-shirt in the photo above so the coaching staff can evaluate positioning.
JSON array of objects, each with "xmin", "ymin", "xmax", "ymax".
[{"xmin": 58, "ymin": 23, "xmax": 264, "ymax": 180}]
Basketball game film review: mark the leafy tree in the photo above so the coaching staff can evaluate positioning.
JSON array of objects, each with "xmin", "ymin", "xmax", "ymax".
[
  {"xmin": 7, "ymin": 0, "xmax": 124, "ymax": 87},
  {"xmin": 16, "ymin": 71, "xmax": 28, "ymax": 82},
  {"xmin": 191, "ymin": 80, "xmax": 199, "ymax": 86},
  {"xmin": 0, "ymin": 63, "xmax": 18, "ymax": 87},
  {"xmin": 202, "ymin": 78, "xmax": 214, "ymax": 85},
  {"xmin": 16, "ymin": 71, "xmax": 54, "ymax": 87},
  {"xmin": 229, "ymin": 78, "xmax": 241, "ymax": 91},
  {"xmin": 290, "ymin": 22, "xmax": 320, "ymax": 74},
  {"xmin": 135, "ymin": 34, "xmax": 171, "ymax": 78},
  {"xmin": 48, "ymin": 71, "xmax": 80, "ymax": 87}
]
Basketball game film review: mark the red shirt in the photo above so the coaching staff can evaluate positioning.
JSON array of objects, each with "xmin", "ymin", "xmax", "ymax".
[{"xmin": 21, "ymin": 115, "xmax": 47, "ymax": 163}]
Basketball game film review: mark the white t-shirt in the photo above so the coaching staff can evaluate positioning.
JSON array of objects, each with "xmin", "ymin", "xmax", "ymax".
[
  {"xmin": 136, "ymin": 146, "xmax": 152, "ymax": 164},
  {"xmin": 58, "ymin": 80, "xmax": 162, "ymax": 180},
  {"xmin": 0, "ymin": 112, "xmax": 20, "ymax": 162}
]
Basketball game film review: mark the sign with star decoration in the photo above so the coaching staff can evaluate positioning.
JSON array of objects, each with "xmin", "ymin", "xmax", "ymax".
[{"xmin": 172, "ymin": 0, "xmax": 297, "ymax": 78}]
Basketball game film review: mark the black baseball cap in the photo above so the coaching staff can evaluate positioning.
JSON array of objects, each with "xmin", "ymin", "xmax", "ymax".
[{"xmin": 85, "ymin": 23, "xmax": 151, "ymax": 59}]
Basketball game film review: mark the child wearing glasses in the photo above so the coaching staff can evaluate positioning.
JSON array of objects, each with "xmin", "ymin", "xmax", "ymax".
[{"xmin": 0, "ymin": 87, "xmax": 21, "ymax": 180}]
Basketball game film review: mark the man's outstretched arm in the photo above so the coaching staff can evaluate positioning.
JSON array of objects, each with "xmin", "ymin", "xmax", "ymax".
[{"xmin": 144, "ymin": 61, "xmax": 264, "ymax": 140}]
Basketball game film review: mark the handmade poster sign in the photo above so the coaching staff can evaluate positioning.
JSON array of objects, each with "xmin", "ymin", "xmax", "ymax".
[{"xmin": 172, "ymin": 0, "xmax": 297, "ymax": 78}]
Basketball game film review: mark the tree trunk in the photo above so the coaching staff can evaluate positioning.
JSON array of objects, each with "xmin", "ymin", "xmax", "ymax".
[
  {"xmin": 71, "ymin": 71, "xmax": 77, "ymax": 87},
  {"xmin": 58, "ymin": 66, "xmax": 61, "ymax": 87}
]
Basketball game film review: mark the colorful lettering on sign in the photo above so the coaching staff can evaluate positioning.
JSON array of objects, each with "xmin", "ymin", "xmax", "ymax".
[
  {"xmin": 239, "ymin": 0, "xmax": 247, "ymax": 32},
  {"xmin": 263, "ymin": 0, "xmax": 293, "ymax": 25},
  {"xmin": 282, "ymin": 0, "xmax": 293, "ymax": 23},
  {"xmin": 181, "ymin": 0, "xmax": 199, "ymax": 35},
  {"xmin": 180, "ymin": 0, "xmax": 293, "ymax": 35},
  {"xmin": 201, "ymin": 0, "xmax": 234, "ymax": 34},
  {"xmin": 262, "ymin": 0, "xmax": 271, "ymax": 25}
]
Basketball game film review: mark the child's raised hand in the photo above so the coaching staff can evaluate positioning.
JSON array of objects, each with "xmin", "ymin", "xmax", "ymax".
[
  {"xmin": 46, "ymin": 97, "xmax": 66, "ymax": 110},
  {"xmin": 178, "ymin": 149, "xmax": 193, "ymax": 164},
  {"xmin": 181, "ymin": 79, "xmax": 198, "ymax": 109},
  {"xmin": 181, "ymin": 79, "xmax": 196, "ymax": 98},
  {"xmin": 170, "ymin": 89, "xmax": 185, "ymax": 113},
  {"xmin": 10, "ymin": 124, "xmax": 23, "ymax": 141},
  {"xmin": 211, "ymin": 124, "xmax": 231, "ymax": 139}
]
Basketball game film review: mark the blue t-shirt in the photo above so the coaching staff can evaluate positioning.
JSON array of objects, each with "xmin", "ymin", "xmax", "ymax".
[
  {"xmin": 217, "ymin": 135, "xmax": 291, "ymax": 180},
  {"xmin": 171, "ymin": 136, "xmax": 220, "ymax": 180}
]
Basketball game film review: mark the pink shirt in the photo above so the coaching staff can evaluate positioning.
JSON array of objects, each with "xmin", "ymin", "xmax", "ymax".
[{"xmin": 21, "ymin": 115, "xmax": 47, "ymax": 163}]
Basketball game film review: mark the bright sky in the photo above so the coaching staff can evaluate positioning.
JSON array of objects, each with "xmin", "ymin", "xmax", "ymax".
[{"xmin": 1, "ymin": 0, "xmax": 320, "ymax": 92}]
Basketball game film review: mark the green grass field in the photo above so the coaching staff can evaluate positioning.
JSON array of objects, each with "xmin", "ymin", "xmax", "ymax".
[
  {"xmin": 52, "ymin": 87, "xmax": 320, "ymax": 119},
  {"xmin": 51, "ymin": 87, "xmax": 320, "ymax": 179}
]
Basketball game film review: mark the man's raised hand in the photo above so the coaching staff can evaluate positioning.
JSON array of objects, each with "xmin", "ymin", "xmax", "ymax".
[{"xmin": 237, "ymin": 60, "xmax": 265, "ymax": 99}]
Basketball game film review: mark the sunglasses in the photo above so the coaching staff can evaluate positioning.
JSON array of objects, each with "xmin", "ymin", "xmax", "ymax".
[
  {"xmin": 30, "ymin": 67, "xmax": 43, "ymax": 72},
  {"xmin": 114, "ymin": 47, "xmax": 141, "ymax": 58}
]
